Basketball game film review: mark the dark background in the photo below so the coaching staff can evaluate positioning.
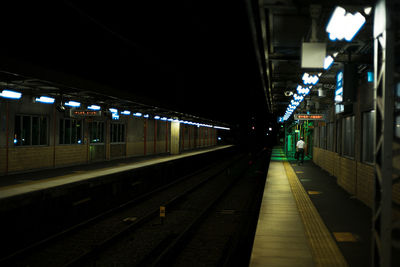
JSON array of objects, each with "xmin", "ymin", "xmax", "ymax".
[{"xmin": 0, "ymin": 1, "xmax": 275, "ymax": 146}]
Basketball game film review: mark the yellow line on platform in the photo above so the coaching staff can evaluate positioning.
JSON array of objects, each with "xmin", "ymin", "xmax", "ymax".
[{"xmin": 283, "ymin": 161, "xmax": 348, "ymax": 267}]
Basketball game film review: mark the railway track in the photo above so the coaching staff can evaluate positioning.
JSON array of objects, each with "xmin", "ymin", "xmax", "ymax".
[
  {"xmin": 82, "ymin": 149, "xmax": 270, "ymax": 266},
  {"xmin": 1, "ymin": 153, "xmax": 244, "ymax": 267}
]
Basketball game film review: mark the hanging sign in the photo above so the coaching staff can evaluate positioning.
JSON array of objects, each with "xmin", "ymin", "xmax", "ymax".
[
  {"xmin": 70, "ymin": 110, "xmax": 102, "ymax": 118},
  {"xmin": 294, "ymin": 114, "xmax": 325, "ymax": 121}
]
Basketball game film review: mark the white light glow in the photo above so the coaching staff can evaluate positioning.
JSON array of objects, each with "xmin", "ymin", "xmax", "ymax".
[
  {"xmin": 324, "ymin": 56, "xmax": 334, "ymax": 70},
  {"xmin": 302, "ymin": 73, "xmax": 319, "ymax": 85},
  {"xmin": 121, "ymin": 110, "xmax": 131, "ymax": 115},
  {"xmin": 112, "ymin": 113, "xmax": 119, "ymax": 120},
  {"xmin": 154, "ymin": 116, "xmax": 160, "ymax": 119},
  {"xmin": 35, "ymin": 96, "xmax": 55, "ymax": 104},
  {"xmin": 88, "ymin": 105, "xmax": 101, "ymax": 110},
  {"xmin": 213, "ymin": 126, "xmax": 230, "ymax": 130},
  {"xmin": 144, "ymin": 114, "xmax": 149, "ymax": 118},
  {"xmin": 0, "ymin": 90, "xmax": 22, "ymax": 99},
  {"xmin": 161, "ymin": 117, "xmax": 167, "ymax": 121},
  {"xmin": 133, "ymin": 112, "xmax": 142, "ymax": 117},
  {"xmin": 326, "ymin": 6, "xmax": 366, "ymax": 42},
  {"xmin": 109, "ymin": 108, "xmax": 118, "ymax": 113},
  {"xmin": 65, "ymin": 101, "xmax": 81, "ymax": 107},
  {"xmin": 296, "ymin": 85, "xmax": 311, "ymax": 95},
  {"xmin": 364, "ymin": 7, "xmax": 372, "ymax": 16}
]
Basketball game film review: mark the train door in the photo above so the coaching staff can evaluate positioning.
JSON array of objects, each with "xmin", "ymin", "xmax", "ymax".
[{"xmin": 88, "ymin": 120, "xmax": 106, "ymax": 162}]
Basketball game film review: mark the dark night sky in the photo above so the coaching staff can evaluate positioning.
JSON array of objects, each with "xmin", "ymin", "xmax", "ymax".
[{"xmin": 0, "ymin": 1, "xmax": 270, "ymax": 126}]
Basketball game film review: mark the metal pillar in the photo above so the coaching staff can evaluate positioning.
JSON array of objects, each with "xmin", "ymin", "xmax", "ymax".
[{"xmin": 372, "ymin": 0, "xmax": 399, "ymax": 266}]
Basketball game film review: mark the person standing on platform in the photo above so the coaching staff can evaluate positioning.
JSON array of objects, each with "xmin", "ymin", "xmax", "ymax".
[{"xmin": 296, "ymin": 137, "xmax": 305, "ymax": 165}]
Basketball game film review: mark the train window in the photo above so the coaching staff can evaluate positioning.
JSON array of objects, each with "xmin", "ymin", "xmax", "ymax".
[
  {"xmin": 327, "ymin": 123, "xmax": 334, "ymax": 151},
  {"xmin": 59, "ymin": 118, "xmax": 83, "ymax": 144},
  {"xmin": 336, "ymin": 120, "xmax": 341, "ymax": 154},
  {"xmin": 362, "ymin": 111, "xmax": 374, "ymax": 163},
  {"xmin": 342, "ymin": 116, "xmax": 355, "ymax": 157},
  {"xmin": 110, "ymin": 122, "xmax": 125, "ymax": 143},
  {"xmin": 14, "ymin": 115, "xmax": 48, "ymax": 146},
  {"xmin": 89, "ymin": 121, "xmax": 105, "ymax": 143}
]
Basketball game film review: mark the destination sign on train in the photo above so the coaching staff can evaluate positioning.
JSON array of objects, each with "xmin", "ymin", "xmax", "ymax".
[
  {"xmin": 70, "ymin": 110, "xmax": 102, "ymax": 117},
  {"xmin": 294, "ymin": 114, "xmax": 325, "ymax": 120}
]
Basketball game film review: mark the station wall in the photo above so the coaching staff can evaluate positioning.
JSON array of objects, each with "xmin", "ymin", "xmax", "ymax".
[
  {"xmin": 0, "ymin": 99, "xmax": 218, "ymax": 175},
  {"xmin": 311, "ymin": 72, "xmax": 399, "ymax": 219}
]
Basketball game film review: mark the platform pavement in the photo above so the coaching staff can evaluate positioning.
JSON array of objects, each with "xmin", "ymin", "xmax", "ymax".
[
  {"xmin": 289, "ymin": 155, "xmax": 371, "ymax": 267},
  {"xmin": 0, "ymin": 145, "xmax": 232, "ymax": 199},
  {"xmin": 249, "ymin": 147, "xmax": 371, "ymax": 266}
]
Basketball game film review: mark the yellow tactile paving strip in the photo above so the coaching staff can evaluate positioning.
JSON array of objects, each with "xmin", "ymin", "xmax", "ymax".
[{"xmin": 283, "ymin": 161, "xmax": 348, "ymax": 267}]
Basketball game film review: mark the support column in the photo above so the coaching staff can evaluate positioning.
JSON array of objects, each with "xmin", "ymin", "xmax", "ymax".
[
  {"xmin": 154, "ymin": 120, "xmax": 157, "ymax": 154},
  {"xmin": 372, "ymin": 1, "xmax": 398, "ymax": 266},
  {"xmin": 165, "ymin": 121, "xmax": 168, "ymax": 153},
  {"xmin": 144, "ymin": 118, "xmax": 147, "ymax": 155},
  {"xmin": 170, "ymin": 121, "xmax": 180, "ymax": 155},
  {"xmin": 5, "ymin": 102, "xmax": 9, "ymax": 175}
]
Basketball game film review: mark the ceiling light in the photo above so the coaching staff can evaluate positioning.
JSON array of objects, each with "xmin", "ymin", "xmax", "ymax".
[
  {"xmin": 302, "ymin": 73, "xmax": 319, "ymax": 85},
  {"xmin": 160, "ymin": 117, "xmax": 167, "ymax": 121},
  {"xmin": 144, "ymin": 114, "xmax": 149, "ymax": 118},
  {"xmin": 88, "ymin": 105, "xmax": 101, "ymax": 110},
  {"xmin": 364, "ymin": 7, "xmax": 372, "ymax": 16},
  {"xmin": 35, "ymin": 96, "xmax": 55, "ymax": 104},
  {"xmin": 121, "ymin": 110, "xmax": 131, "ymax": 115},
  {"xmin": 154, "ymin": 115, "xmax": 160, "ymax": 120},
  {"xmin": 0, "ymin": 90, "xmax": 22, "ymax": 99},
  {"xmin": 109, "ymin": 108, "xmax": 118, "ymax": 113},
  {"xmin": 324, "ymin": 56, "xmax": 334, "ymax": 70},
  {"xmin": 284, "ymin": 91, "xmax": 293, "ymax": 96},
  {"xmin": 326, "ymin": 6, "xmax": 366, "ymax": 41},
  {"xmin": 65, "ymin": 101, "xmax": 81, "ymax": 107},
  {"xmin": 133, "ymin": 112, "xmax": 142, "ymax": 117}
]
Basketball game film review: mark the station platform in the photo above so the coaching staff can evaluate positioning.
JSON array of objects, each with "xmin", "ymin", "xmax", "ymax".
[
  {"xmin": 249, "ymin": 147, "xmax": 371, "ymax": 267},
  {"xmin": 0, "ymin": 145, "xmax": 233, "ymax": 200}
]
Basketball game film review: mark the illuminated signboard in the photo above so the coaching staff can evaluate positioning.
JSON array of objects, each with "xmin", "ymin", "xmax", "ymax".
[
  {"xmin": 70, "ymin": 110, "xmax": 102, "ymax": 118},
  {"xmin": 294, "ymin": 114, "xmax": 325, "ymax": 121},
  {"xmin": 335, "ymin": 71, "xmax": 343, "ymax": 103}
]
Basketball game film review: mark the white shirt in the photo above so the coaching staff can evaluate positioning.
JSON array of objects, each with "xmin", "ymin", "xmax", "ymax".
[{"xmin": 296, "ymin": 140, "xmax": 305, "ymax": 149}]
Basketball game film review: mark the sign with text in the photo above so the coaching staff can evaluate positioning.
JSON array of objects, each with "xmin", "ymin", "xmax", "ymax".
[
  {"xmin": 294, "ymin": 114, "xmax": 325, "ymax": 121},
  {"xmin": 70, "ymin": 110, "xmax": 102, "ymax": 118}
]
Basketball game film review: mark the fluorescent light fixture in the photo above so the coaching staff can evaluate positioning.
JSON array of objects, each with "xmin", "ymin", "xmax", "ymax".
[
  {"xmin": 121, "ymin": 110, "xmax": 131, "ymax": 115},
  {"xmin": 144, "ymin": 114, "xmax": 149, "ymax": 118},
  {"xmin": 214, "ymin": 126, "xmax": 230, "ymax": 130},
  {"xmin": 302, "ymin": 73, "xmax": 319, "ymax": 85},
  {"xmin": 324, "ymin": 56, "xmax": 334, "ymax": 70},
  {"xmin": 88, "ymin": 105, "xmax": 101, "ymax": 110},
  {"xmin": 35, "ymin": 96, "xmax": 55, "ymax": 104},
  {"xmin": 161, "ymin": 117, "xmax": 167, "ymax": 121},
  {"xmin": 326, "ymin": 6, "xmax": 366, "ymax": 42},
  {"xmin": 0, "ymin": 90, "xmax": 22, "ymax": 99},
  {"xmin": 65, "ymin": 101, "xmax": 81, "ymax": 107},
  {"xmin": 364, "ymin": 7, "xmax": 372, "ymax": 16},
  {"xmin": 154, "ymin": 116, "xmax": 160, "ymax": 120},
  {"xmin": 296, "ymin": 85, "xmax": 311, "ymax": 95},
  {"xmin": 168, "ymin": 118, "xmax": 173, "ymax": 121},
  {"xmin": 109, "ymin": 108, "xmax": 118, "ymax": 113},
  {"xmin": 112, "ymin": 113, "xmax": 119, "ymax": 120},
  {"xmin": 133, "ymin": 112, "xmax": 142, "ymax": 117}
]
